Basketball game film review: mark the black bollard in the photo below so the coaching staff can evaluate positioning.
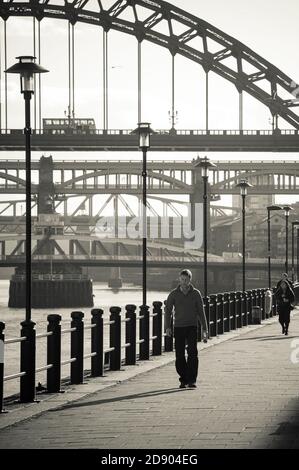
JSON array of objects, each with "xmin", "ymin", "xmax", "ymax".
[
  {"xmin": 71, "ymin": 311, "xmax": 84, "ymax": 384},
  {"xmin": 91, "ymin": 309, "xmax": 104, "ymax": 377},
  {"xmin": 47, "ymin": 314, "xmax": 62, "ymax": 393},
  {"xmin": 238, "ymin": 291, "xmax": 244, "ymax": 328},
  {"xmin": 20, "ymin": 320, "xmax": 36, "ymax": 403},
  {"xmin": 230, "ymin": 292, "xmax": 237, "ymax": 330},
  {"xmin": 223, "ymin": 293, "xmax": 230, "ymax": 332},
  {"xmin": 0, "ymin": 322, "xmax": 5, "ymax": 412},
  {"xmin": 152, "ymin": 301, "xmax": 162, "ymax": 356},
  {"xmin": 139, "ymin": 305, "xmax": 150, "ymax": 360},
  {"xmin": 125, "ymin": 305, "xmax": 136, "ymax": 365},
  {"xmin": 246, "ymin": 290, "xmax": 253, "ymax": 324},
  {"xmin": 209, "ymin": 294, "xmax": 217, "ymax": 337},
  {"xmin": 163, "ymin": 300, "xmax": 173, "ymax": 352},
  {"xmin": 110, "ymin": 307, "xmax": 121, "ymax": 370},
  {"xmin": 217, "ymin": 293, "xmax": 224, "ymax": 335},
  {"xmin": 203, "ymin": 296, "xmax": 211, "ymax": 337},
  {"xmin": 243, "ymin": 291, "xmax": 248, "ymax": 326}
]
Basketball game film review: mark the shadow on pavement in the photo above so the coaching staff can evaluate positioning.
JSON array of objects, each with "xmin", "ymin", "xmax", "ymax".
[
  {"xmin": 49, "ymin": 387, "xmax": 188, "ymax": 412},
  {"xmin": 233, "ymin": 335, "xmax": 297, "ymax": 341},
  {"xmin": 269, "ymin": 398, "xmax": 299, "ymax": 449}
]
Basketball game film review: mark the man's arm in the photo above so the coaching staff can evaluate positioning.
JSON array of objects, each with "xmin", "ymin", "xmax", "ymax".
[
  {"xmin": 165, "ymin": 291, "xmax": 175, "ymax": 331},
  {"xmin": 196, "ymin": 291, "xmax": 208, "ymax": 333}
]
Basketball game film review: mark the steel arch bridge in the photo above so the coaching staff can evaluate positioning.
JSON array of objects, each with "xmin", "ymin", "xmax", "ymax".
[{"xmin": 1, "ymin": 0, "xmax": 299, "ymax": 132}]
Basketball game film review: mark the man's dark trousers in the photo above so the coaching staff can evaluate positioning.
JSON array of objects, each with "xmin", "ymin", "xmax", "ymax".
[{"xmin": 174, "ymin": 326, "xmax": 198, "ymax": 385}]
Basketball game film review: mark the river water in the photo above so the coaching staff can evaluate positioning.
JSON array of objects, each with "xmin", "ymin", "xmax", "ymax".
[{"xmin": 0, "ymin": 280, "xmax": 169, "ymax": 399}]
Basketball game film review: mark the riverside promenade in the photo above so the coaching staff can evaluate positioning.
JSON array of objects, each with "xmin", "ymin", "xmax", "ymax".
[{"xmin": 0, "ymin": 311, "xmax": 299, "ymax": 450}]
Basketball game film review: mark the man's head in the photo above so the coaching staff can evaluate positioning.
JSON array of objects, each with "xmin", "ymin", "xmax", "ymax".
[
  {"xmin": 281, "ymin": 272, "xmax": 289, "ymax": 280},
  {"xmin": 179, "ymin": 269, "xmax": 192, "ymax": 288}
]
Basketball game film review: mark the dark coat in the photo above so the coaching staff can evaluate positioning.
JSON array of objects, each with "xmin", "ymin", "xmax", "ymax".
[{"xmin": 275, "ymin": 280, "xmax": 295, "ymax": 310}]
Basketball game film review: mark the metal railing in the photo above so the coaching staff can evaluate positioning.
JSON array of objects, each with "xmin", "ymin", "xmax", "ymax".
[
  {"xmin": 2, "ymin": 128, "xmax": 299, "ymax": 137},
  {"xmin": 1, "ymin": 285, "xmax": 294, "ymax": 412}
]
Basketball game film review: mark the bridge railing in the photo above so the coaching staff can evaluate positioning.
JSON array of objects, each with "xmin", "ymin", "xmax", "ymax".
[
  {"xmin": 2, "ymin": 128, "xmax": 299, "ymax": 136},
  {"xmin": 0, "ymin": 285, "xmax": 296, "ymax": 412}
]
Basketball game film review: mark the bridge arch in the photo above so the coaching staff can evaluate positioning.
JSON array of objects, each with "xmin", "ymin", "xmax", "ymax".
[
  {"xmin": 212, "ymin": 168, "xmax": 299, "ymax": 192},
  {"xmin": 2, "ymin": 0, "xmax": 299, "ymax": 128},
  {"xmin": 0, "ymin": 172, "xmax": 38, "ymax": 190},
  {"xmin": 57, "ymin": 168, "xmax": 191, "ymax": 191}
]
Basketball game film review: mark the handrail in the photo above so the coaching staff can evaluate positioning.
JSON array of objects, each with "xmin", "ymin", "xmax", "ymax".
[{"xmin": 0, "ymin": 286, "xmax": 285, "ymax": 410}]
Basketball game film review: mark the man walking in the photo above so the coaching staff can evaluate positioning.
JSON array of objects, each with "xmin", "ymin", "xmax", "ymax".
[{"xmin": 165, "ymin": 269, "xmax": 208, "ymax": 389}]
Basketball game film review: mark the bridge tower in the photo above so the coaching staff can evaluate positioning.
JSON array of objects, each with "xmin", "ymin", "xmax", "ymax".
[
  {"xmin": 8, "ymin": 156, "xmax": 94, "ymax": 309},
  {"xmin": 108, "ymin": 195, "xmax": 122, "ymax": 288}
]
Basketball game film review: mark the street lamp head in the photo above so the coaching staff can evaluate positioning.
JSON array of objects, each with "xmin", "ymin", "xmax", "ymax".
[
  {"xmin": 267, "ymin": 205, "xmax": 283, "ymax": 212},
  {"xmin": 236, "ymin": 178, "xmax": 253, "ymax": 196},
  {"xmin": 283, "ymin": 205, "xmax": 293, "ymax": 217},
  {"xmin": 5, "ymin": 56, "xmax": 48, "ymax": 94},
  {"xmin": 194, "ymin": 156, "xmax": 217, "ymax": 178},
  {"xmin": 131, "ymin": 122, "xmax": 156, "ymax": 149}
]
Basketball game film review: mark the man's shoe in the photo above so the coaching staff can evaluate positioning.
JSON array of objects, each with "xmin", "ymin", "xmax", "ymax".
[
  {"xmin": 188, "ymin": 383, "xmax": 197, "ymax": 388},
  {"xmin": 179, "ymin": 383, "xmax": 187, "ymax": 389},
  {"xmin": 285, "ymin": 330, "xmax": 288, "ymax": 335}
]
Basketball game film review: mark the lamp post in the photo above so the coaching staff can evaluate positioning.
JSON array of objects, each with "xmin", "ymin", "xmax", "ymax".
[
  {"xmin": 283, "ymin": 205, "xmax": 293, "ymax": 274},
  {"xmin": 196, "ymin": 156, "xmax": 216, "ymax": 298},
  {"xmin": 131, "ymin": 123, "xmax": 155, "ymax": 306},
  {"xmin": 5, "ymin": 56, "xmax": 48, "ymax": 322},
  {"xmin": 291, "ymin": 221, "xmax": 299, "ymax": 281},
  {"xmin": 266, "ymin": 205, "xmax": 282, "ymax": 288},
  {"xmin": 235, "ymin": 179, "xmax": 253, "ymax": 292}
]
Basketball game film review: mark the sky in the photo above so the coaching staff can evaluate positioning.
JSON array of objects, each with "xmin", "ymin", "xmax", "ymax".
[{"xmin": 0, "ymin": 0, "xmax": 299, "ymax": 210}]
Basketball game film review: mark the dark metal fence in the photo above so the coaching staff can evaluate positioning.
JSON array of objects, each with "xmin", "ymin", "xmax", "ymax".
[{"xmin": 0, "ymin": 285, "xmax": 294, "ymax": 412}]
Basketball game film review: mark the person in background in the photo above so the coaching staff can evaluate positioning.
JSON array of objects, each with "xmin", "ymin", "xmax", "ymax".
[
  {"xmin": 165, "ymin": 269, "xmax": 208, "ymax": 389},
  {"xmin": 275, "ymin": 273, "xmax": 295, "ymax": 335}
]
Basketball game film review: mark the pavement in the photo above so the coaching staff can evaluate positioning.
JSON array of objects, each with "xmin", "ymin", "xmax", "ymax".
[{"xmin": 0, "ymin": 311, "xmax": 299, "ymax": 449}]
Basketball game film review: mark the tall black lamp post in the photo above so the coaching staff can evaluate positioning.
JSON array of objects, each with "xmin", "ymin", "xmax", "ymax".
[
  {"xmin": 131, "ymin": 123, "xmax": 155, "ymax": 306},
  {"xmin": 266, "ymin": 205, "xmax": 282, "ymax": 288},
  {"xmin": 291, "ymin": 221, "xmax": 299, "ymax": 281},
  {"xmin": 5, "ymin": 56, "xmax": 48, "ymax": 322},
  {"xmin": 235, "ymin": 179, "xmax": 253, "ymax": 292},
  {"xmin": 283, "ymin": 205, "xmax": 293, "ymax": 274},
  {"xmin": 197, "ymin": 156, "xmax": 216, "ymax": 299}
]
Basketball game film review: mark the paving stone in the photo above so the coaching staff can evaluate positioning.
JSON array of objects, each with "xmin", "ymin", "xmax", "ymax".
[{"xmin": 1, "ymin": 312, "xmax": 299, "ymax": 449}]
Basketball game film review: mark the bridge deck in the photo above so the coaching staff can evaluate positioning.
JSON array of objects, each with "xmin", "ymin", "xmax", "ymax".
[
  {"xmin": 1, "ymin": 311, "xmax": 299, "ymax": 449},
  {"xmin": 1, "ymin": 131, "xmax": 299, "ymax": 151}
]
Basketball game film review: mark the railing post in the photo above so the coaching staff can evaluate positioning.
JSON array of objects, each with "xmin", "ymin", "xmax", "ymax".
[
  {"xmin": 91, "ymin": 308, "xmax": 104, "ymax": 377},
  {"xmin": 241, "ymin": 291, "xmax": 246, "ymax": 327},
  {"xmin": 0, "ymin": 322, "xmax": 5, "ymax": 412},
  {"xmin": 236, "ymin": 292, "xmax": 242, "ymax": 328},
  {"xmin": 209, "ymin": 294, "xmax": 217, "ymax": 337},
  {"xmin": 164, "ymin": 300, "xmax": 173, "ymax": 352},
  {"xmin": 256, "ymin": 288, "xmax": 261, "ymax": 308},
  {"xmin": 125, "ymin": 304, "xmax": 136, "ymax": 365},
  {"xmin": 252, "ymin": 289, "xmax": 257, "ymax": 307},
  {"xmin": 230, "ymin": 292, "xmax": 237, "ymax": 330},
  {"xmin": 223, "ymin": 293, "xmax": 230, "ymax": 332},
  {"xmin": 110, "ymin": 306, "xmax": 121, "ymax": 370},
  {"xmin": 20, "ymin": 320, "xmax": 36, "ymax": 403},
  {"xmin": 272, "ymin": 290, "xmax": 277, "ymax": 316},
  {"xmin": 260, "ymin": 289, "xmax": 265, "ymax": 320},
  {"xmin": 71, "ymin": 311, "xmax": 84, "ymax": 385},
  {"xmin": 152, "ymin": 301, "xmax": 162, "ymax": 356},
  {"xmin": 204, "ymin": 296, "xmax": 210, "ymax": 338},
  {"xmin": 47, "ymin": 314, "xmax": 62, "ymax": 393},
  {"xmin": 246, "ymin": 290, "xmax": 252, "ymax": 324},
  {"xmin": 217, "ymin": 293, "xmax": 224, "ymax": 335},
  {"xmin": 139, "ymin": 305, "xmax": 150, "ymax": 360}
]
